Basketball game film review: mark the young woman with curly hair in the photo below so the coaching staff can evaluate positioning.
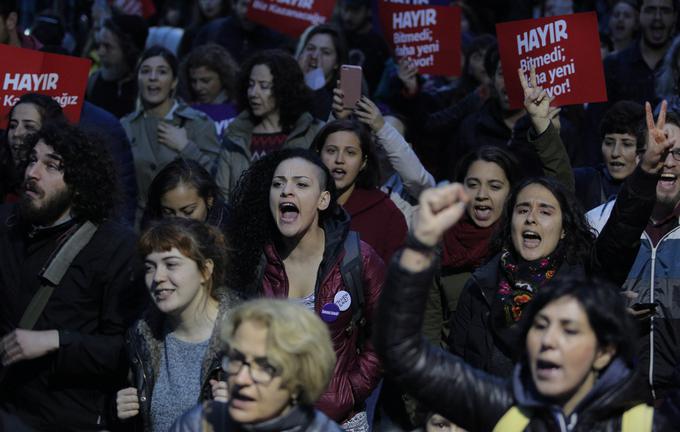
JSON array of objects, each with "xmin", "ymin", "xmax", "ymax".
[
  {"xmin": 215, "ymin": 49, "xmax": 324, "ymax": 200},
  {"xmin": 180, "ymin": 43, "xmax": 240, "ymax": 139},
  {"xmin": 225, "ymin": 148, "xmax": 384, "ymax": 431}
]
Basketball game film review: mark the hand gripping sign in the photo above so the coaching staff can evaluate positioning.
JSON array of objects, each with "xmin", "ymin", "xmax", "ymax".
[
  {"xmin": 378, "ymin": 1, "xmax": 461, "ymax": 76},
  {"xmin": 246, "ymin": 0, "xmax": 335, "ymax": 37},
  {"xmin": 496, "ymin": 11, "xmax": 606, "ymax": 110},
  {"xmin": 0, "ymin": 45, "xmax": 91, "ymax": 129}
]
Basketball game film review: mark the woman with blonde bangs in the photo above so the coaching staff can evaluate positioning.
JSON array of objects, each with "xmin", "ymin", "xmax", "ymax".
[
  {"xmin": 171, "ymin": 298, "xmax": 343, "ymax": 431},
  {"xmin": 115, "ymin": 218, "xmax": 239, "ymax": 431}
]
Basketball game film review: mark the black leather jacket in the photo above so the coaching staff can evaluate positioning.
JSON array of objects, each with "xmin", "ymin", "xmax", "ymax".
[{"xmin": 375, "ymin": 257, "xmax": 677, "ymax": 431}]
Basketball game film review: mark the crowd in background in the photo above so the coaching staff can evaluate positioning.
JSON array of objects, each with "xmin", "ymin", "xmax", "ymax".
[{"xmin": 2, "ymin": 0, "xmax": 680, "ymax": 431}]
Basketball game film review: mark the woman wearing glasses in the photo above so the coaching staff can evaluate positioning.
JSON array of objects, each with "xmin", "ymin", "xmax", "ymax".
[
  {"xmin": 170, "ymin": 298, "xmax": 343, "ymax": 431},
  {"xmin": 115, "ymin": 218, "xmax": 239, "ymax": 431}
]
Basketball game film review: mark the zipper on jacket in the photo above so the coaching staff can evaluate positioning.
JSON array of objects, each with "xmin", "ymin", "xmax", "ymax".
[{"xmin": 644, "ymin": 225, "xmax": 680, "ymax": 400}]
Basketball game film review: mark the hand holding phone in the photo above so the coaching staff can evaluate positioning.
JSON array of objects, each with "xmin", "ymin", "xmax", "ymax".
[
  {"xmin": 340, "ymin": 65, "xmax": 362, "ymax": 111},
  {"xmin": 629, "ymin": 302, "xmax": 657, "ymax": 320}
]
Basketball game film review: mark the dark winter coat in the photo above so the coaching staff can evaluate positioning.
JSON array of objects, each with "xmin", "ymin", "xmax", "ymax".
[
  {"xmin": 451, "ymin": 166, "xmax": 658, "ymax": 377},
  {"xmin": 0, "ymin": 205, "xmax": 145, "ymax": 430}
]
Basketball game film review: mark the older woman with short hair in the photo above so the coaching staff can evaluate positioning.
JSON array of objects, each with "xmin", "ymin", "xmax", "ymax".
[{"xmin": 170, "ymin": 298, "xmax": 343, "ymax": 431}]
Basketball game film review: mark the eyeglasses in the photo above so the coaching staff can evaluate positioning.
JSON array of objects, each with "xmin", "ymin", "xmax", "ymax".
[
  {"xmin": 668, "ymin": 149, "xmax": 680, "ymax": 162},
  {"xmin": 222, "ymin": 348, "xmax": 278, "ymax": 384}
]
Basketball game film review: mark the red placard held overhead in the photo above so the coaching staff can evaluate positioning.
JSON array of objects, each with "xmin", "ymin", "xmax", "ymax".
[
  {"xmin": 0, "ymin": 45, "xmax": 91, "ymax": 129},
  {"xmin": 496, "ymin": 12, "xmax": 606, "ymax": 109},
  {"xmin": 378, "ymin": 2, "xmax": 461, "ymax": 76},
  {"xmin": 246, "ymin": 0, "xmax": 335, "ymax": 37}
]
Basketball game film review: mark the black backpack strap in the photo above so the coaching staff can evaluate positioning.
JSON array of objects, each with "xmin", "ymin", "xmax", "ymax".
[{"xmin": 340, "ymin": 231, "xmax": 366, "ymax": 351}]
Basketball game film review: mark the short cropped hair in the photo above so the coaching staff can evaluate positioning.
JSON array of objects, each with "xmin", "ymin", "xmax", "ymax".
[
  {"xmin": 520, "ymin": 273, "xmax": 637, "ymax": 366},
  {"xmin": 220, "ymin": 298, "xmax": 336, "ymax": 405},
  {"xmin": 599, "ymin": 101, "xmax": 644, "ymax": 147},
  {"xmin": 138, "ymin": 217, "xmax": 228, "ymax": 295}
]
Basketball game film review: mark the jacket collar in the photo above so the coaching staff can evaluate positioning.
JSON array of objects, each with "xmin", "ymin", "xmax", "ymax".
[
  {"xmin": 238, "ymin": 405, "xmax": 316, "ymax": 431},
  {"xmin": 512, "ymin": 357, "xmax": 639, "ymax": 426},
  {"xmin": 226, "ymin": 111, "xmax": 317, "ymax": 152}
]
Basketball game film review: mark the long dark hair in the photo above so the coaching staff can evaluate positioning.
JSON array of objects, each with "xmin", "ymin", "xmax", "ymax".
[
  {"xmin": 237, "ymin": 49, "xmax": 312, "ymax": 132},
  {"xmin": 454, "ymin": 145, "xmax": 521, "ymax": 185},
  {"xmin": 227, "ymin": 148, "xmax": 338, "ymax": 293},
  {"xmin": 144, "ymin": 158, "xmax": 220, "ymax": 221},
  {"xmin": 2, "ymin": 93, "xmax": 67, "ymax": 199},
  {"xmin": 492, "ymin": 177, "xmax": 595, "ymax": 263},
  {"xmin": 312, "ymin": 118, "xmax": 380, "ymax": 189},
  {"xmin": 519, "ymin": 273, "xmax": 636, "ymax": 366}
]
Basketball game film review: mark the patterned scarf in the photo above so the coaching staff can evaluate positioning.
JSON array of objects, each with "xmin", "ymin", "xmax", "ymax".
[{"xmin": 496, "ymin": 245, "xmax": 564, "ymax": 326}]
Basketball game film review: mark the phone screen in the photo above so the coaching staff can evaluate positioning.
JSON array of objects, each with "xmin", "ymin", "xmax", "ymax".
[{"xmin": 340, "ymin": 65, "xmax": 362, "ymax": 110}]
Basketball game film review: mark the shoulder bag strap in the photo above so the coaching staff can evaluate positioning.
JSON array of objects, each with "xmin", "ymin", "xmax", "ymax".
[{"xmin": 17, "ymin": 221, "xmax": 98, "ymax": 330}]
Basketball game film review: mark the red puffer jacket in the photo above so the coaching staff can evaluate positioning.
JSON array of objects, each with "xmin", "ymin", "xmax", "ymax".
[{"xmin": 260, "ymin": 211, "xmax": 385, "ymax": 423}]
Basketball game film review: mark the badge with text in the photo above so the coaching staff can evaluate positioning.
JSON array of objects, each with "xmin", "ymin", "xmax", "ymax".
[
  {"xmin": 496, "ymin": 12, "xmax": 606, "ymax": 110},
  {"xmin": 246, "ymin": 0, "xmax": 335, "ymax": 37},
  {"xmin": 0, "ymin": 45, "xmax": 91, "ymax": 129},
  {"xmin": 321, "ymin": 302, "xmax": 341, "ymax": 323},
  {"xmin": 334, "ymin": 290, "xmax": 352, "ymax": 312},
  {"xmin": 377, "ymin": 1, "xmax": 461, "ymax": 76}
]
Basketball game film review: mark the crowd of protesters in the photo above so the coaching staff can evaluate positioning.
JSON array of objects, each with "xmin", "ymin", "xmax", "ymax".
[{"xmin": 3, "ymin": 0, "xmax": 680, "ymax": 431}]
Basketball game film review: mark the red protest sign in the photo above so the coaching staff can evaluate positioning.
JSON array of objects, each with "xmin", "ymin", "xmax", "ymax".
[
  {"xmin": 0, "ymin": 45, "xmax": 91, "ymax": 129},
  {"xmin": 246, "ymin": 0, "xmax": 335, "ymax": 37},
  {"xmin": 378, "ymin": 3, "xmax": 461, "ymax": 76},
  {"xmin": 496, "ymin": 12, "xmax": 606, "ymax": 109}
]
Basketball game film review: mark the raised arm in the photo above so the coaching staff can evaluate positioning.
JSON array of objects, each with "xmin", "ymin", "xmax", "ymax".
[
  {"xmin": 374, "ymin": 184, "xmax": 513, "ymax": 431},
  {"xmin": 354, "ymin": 96, "xmax": 435, "ymax": 198},
  {"xmin": 592, "ymin": 101, "xmax": 671, "ymax": 285},
  {"xmin": 518, "ymin": 68, "xmax": 575, "ymax": 191}
]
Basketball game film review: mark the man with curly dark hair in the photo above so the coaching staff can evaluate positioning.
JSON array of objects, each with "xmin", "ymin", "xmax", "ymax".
[
  {"xmin": 0, "ymin": 123, "xmax": 145, "ymax": 430},
  {"xmin": 215, "ymin": 49, "xmax": 324, "ymax": 200}
]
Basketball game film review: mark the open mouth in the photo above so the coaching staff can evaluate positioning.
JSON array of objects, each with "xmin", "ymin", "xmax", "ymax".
[
  {"xmin": 230, "ymin": 391, "xmax": 256, "ymax": 408},
  {"xmin": 146, "ymin": 86, "xmax": 162, "ymax": 96},
  {"xmin": 153, "ymin": 288, "xmax": 174, "ymax": 301},
  {"xmin": 659, "ymin": 173, "xmax": 678, "ymax": 191},
  {"xmin": 522, "ymin": 231, "xmax": 542, "ymax": 248},
  {"xmin": 472, "ymin": 205, "xmax": 493, "ymax": 221},
  {"xmin": 535, "ymin": 359, "xmax": 561, "ymax": 378},
  {"xmin": 608, "ymin": 161, "xmax": 625, "ymax": 168},
  {"xmin": 331, "ymin": 168, "xmax": 346, "ymax": 180},
  {"xmin": 279, "ymin": 202, "xmax": 300, "ymax": 223}
]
